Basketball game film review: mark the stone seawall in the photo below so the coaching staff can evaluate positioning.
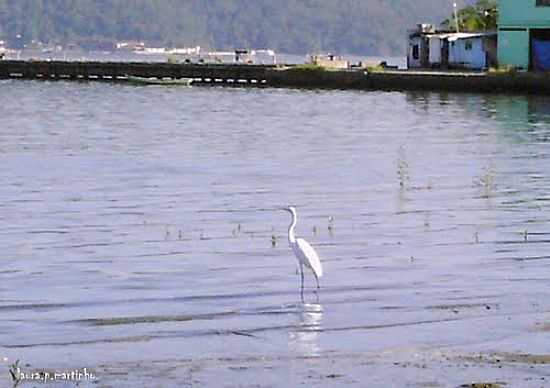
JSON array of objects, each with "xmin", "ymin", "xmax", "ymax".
[{"xmin": 1, "ymin": 60, "xmax": 550, "ymax": 94}]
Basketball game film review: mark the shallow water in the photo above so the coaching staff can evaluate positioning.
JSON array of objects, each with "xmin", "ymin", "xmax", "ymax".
[{"xmin": 1, "ymin": 81, "xmax": 550, "ymax": 386}]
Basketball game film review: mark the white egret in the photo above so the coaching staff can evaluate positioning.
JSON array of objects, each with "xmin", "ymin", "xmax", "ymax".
[{"xmin": 283, "ymin": 206, "xmax": 323, "ymax": 292}]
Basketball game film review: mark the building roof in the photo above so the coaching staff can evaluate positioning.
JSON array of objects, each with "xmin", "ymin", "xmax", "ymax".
[
  {"xmin": 427, "ymin": 32, "xmax": 497, "ymax": 41},
  {"xmin": 408, "ymin": 27, "xmax": 496, "ymax": 39}
]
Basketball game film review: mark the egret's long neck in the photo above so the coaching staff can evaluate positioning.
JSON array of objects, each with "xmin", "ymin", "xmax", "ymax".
[{"xmin": 288, "ymin": 211, "xmax": 297, "ymax": 243}]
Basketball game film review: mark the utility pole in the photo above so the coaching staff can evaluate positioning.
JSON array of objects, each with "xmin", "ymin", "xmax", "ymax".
[{"xmin": 453, "ymin": 2, "xmax": 460, "ymax": 33}]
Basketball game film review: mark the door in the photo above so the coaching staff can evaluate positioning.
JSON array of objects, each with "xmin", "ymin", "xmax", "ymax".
[{"xmin": 531, "ymin": 29, "xmax": 550, "ymax": 71}]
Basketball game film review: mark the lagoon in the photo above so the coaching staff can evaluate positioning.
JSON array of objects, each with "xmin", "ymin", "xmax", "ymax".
[{"xmin": 1, "ymin": 80, "xmax": 550, "ymax": 386}]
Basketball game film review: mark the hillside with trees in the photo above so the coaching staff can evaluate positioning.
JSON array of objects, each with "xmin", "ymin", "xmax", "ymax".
[
  {"xmin": 441, "ymin": 0, "xmax": 497, "ymax": 32},
  {"xmin": 0, "ymin": 0, "xmax": 467, "ymax": 55}
]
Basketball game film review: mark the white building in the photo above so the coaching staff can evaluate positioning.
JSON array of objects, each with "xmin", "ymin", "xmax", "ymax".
[{"xmin": 407, "ymin": 24, "xmax": 435, "ymax": 68}]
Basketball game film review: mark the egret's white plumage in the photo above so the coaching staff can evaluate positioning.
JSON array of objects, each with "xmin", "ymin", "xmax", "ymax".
[
  {"xmin": 296, "ymin": 239, "xmax": 323, "ymax": 278},
  {"xmin": 284, "ymin": 206, "xmax": 323, "ymax": 291}
]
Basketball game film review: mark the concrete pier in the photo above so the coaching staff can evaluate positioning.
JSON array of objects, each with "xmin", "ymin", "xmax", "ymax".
[
  {"xmin": 0, "ymin": 60, "xmax": 273, "ymax": 85},
  {"xmin": 2, "ymin": 59, "xmax": 550, "ymax": 94}
]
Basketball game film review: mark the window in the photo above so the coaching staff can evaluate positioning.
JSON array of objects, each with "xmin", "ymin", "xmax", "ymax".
[
  {"xmin": 537, "ymin": 0, "xmax": 550, "ymax": 6},
  {"xmin": 465, "ymin": 40, "xmax": 473, "ymax": 50},
  {"xmin": 412, "ymin": 44, "xmax": 419, "ymax": 60}
]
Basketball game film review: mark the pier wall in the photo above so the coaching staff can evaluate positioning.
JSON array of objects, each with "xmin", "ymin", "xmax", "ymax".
[
  {"xmin": 2, "ymin": 60, "xmax": 550, "ymax": 94},
  {"xmin": 267, "ymin": 67, "xmax": 550, "ymax": 94},
  {"xmin": 0, "ymin": 60, "xmax": 272, "ymax": 84}
]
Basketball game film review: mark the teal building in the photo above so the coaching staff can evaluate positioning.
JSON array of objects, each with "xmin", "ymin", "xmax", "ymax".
[{"xmin": 498, "ymin": 0, "xmax": 550, "ymax": 70}]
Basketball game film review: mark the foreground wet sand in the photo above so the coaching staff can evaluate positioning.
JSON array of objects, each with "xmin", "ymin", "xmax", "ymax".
[{"xmin": 2, "ymin": 274, "xmax": 549, "ymax": 387}]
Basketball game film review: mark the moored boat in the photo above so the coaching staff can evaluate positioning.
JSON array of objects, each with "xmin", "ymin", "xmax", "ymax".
[{"xmin": 125, "ymin": 75, "xmax": 193, "ymax": 86}]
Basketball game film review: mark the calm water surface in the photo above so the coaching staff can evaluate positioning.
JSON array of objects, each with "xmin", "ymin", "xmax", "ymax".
[{"xmin": 1, "ymin": 80, "xmax": 550, "ymax": 386}]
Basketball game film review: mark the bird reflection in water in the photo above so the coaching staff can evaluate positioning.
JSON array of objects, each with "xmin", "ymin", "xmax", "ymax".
[{"xmin": 289, "ymin": 302, "xmax": 323, "ymax": 357}]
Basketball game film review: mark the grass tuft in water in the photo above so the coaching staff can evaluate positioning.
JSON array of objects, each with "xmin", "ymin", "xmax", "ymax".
[
  {"xmin": 475, "ymin": 165, "xmax": 496, "ymax": 198},
  {"xmin": 232, "ymin": 223, "xmax": 242, "ymax": 237},
  {"xmin": 397, "ymin": 146, "xmax": 410, "ymax": 189}
]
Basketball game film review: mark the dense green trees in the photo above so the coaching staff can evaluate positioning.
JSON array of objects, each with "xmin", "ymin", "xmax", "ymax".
[
  {"xmin": 0, "ymin": 0, "xmax": 457, "ymax": 55},
  {"xmin": 441, "ymin": 0, "xmax": 498, "ymax": 32}
]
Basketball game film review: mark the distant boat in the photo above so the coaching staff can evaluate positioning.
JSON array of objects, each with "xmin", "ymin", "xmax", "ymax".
[{"xmin": 125, "ymin": 75, "xmax": 193, "ymax": 86}]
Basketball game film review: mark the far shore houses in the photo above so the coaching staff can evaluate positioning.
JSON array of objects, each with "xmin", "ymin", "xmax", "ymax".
[
  {"xmin": 498, "ymin": 0, "xmax": 550, "ymax": 70},
  {"xmin": 408, "ymin": 0, "xmax": 550, "ymax": 71},
  {"xmin": 407, "ymin": 24, "xmax": 497, "ymax": 70}
]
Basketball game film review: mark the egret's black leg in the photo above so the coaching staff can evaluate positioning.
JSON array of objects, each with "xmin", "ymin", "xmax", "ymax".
[
  {"xmin": 314, "ymin": 273, "xmax": 320, "ymax": 290},
  {"xmin": 300, "ymin": 267, "xmax": 305, "ymax": 302}
]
